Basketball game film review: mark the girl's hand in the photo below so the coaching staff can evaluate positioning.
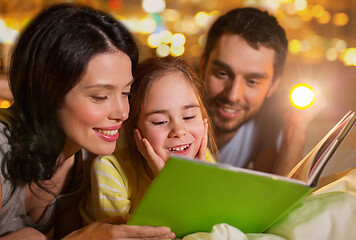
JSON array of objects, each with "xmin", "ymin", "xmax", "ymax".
[
  {"xmin": 134, "ymin": 129, "xmax": 165, "ymax": 176},
  {"xmin": 63, "ymin": 216, "xmax": 175, "ymax": 240},
  {"xmin": 195, "ymin": 118, "xmax": 208, "ymax": 161}
]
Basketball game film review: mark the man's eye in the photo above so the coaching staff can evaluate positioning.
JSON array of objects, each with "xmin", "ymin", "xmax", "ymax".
[
  {"xmin": 246, "ymin": 79, "xmax": 259, "ymax": 86},
  {"xmin": 216, "ymin": 70, "xmax": 228, "ymax": 78}
]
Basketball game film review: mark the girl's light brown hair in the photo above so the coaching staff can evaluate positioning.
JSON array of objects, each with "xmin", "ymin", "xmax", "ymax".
[{"xmin": 124, "ymin": 56, "xmax": 218, "ymax": 166}]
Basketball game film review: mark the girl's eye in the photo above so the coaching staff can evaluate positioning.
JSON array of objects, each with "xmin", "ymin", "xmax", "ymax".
[
  {"xmin": 92, "ymin": 96, "xmax": 108, "ymax": 102},
  {"xmin": 183, "ymin": 115, "xmax": 196, "ymax": 121},
  {"xmin": 152, "ymin": 121, "xmax": 167, "ymax": 126}
]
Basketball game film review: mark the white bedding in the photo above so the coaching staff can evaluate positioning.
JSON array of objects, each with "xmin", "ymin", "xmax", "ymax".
[{"xmin": 182, "ymin": 168, "xmax": 356, "ymax": 240}]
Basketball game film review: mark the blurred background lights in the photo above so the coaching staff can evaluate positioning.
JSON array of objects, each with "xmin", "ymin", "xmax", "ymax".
[
  {"xmin": 171, "ymin": 33, "xmax": 185, "ymax": 46},
  {"xmin": 294, "ymin": 0, "xmax": 307, "ymax": 11},
  {"xmin": 147, "ymin": 33, "xmax": 162, "ymax": 48},
  {"xmin": 289, "ymin": 83, "xmax": 315, "ymax": 109},
  {"xmin": 142, "ymin": 0, "xmax": 166, "ymax": 13},
  {"xmin": 342, "ymin": 48, "xmax": 356, "ymax": 66},
  {"xmin": 259, "ymin": 0, "xmax": 280, "ymax": 13},
  {"xmin": 300, "ymin": 40, "xmax": 311, "ymax": 52},
  {"xmin": 160, "ymin": 30, "xmax": 172, "ymax": 44},
  {"xmin": 289, "ymin": 39, "xmax": 301, "ymax": 54},
  {"xmin": 156, "ymin": 44, "xmax": 170, "ymax": 57},
  {"xmin": 198, "ymin": 34, "xmax": 206, "ymax": 47},
  {"xmin": 334, "ymin": 39, "xmax": 347, "ymax": 52},
  {"xmin": 109, "ymin": 0, "xmax": 122, "ymax": 10},
  {"xmin": 325, "ymin": 48, "xmax": 338, "ymax": 61},
  {"xmin": 316, "ymin": 11, "xmax": 331, "ymax": 24},
  {"xmin": 162, "ymin": 9, "xmax": 180, "ymax": 22},
  {"xmin": 194, "ymin": 12, "xmax": 208, "ymax": 26},
  {"xmin": 332, "ymin": 13, "xmax": 349, "ymax": 26},
  {"xmin": 311, "ymin": 5, "xmax": 325, "ymax": 18},
  {"xmin": 139, "ymin": 18, "xmax": 157, "ymax": 34},
  {"xmin": 170, "ymin": 45, "xmax": 185, "ymax": 57},
  {"xmin": 0, "ymin": 18, "xmax": 19, "ymax": 44}
]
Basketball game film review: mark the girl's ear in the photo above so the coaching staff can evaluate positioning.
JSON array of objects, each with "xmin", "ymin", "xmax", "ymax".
[{"xmin": 267, "ymin": 77, "xmax": 280, "ymax": 98}]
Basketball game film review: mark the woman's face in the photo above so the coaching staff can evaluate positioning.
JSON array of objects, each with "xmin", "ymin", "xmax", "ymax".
[
  {"xmin": 137, "ymin": 71, "xmax": 205, "ymax": 162},
  {"xmin": 57, "ymin": 51, "xmax": 133, "ymax": 156}
]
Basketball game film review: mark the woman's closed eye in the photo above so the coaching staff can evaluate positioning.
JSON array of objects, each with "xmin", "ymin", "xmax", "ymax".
[
  {"xmin": 92, "ymin": 95, "xmax": 109, "ymax": 102},
  {"xmin": 122, "ymin": 91, "xmax": 131, "ymax": 97}
]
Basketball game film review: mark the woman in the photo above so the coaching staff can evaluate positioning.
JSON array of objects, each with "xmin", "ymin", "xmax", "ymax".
[{"xmin": 0, "ymin": 3, "xmax": 174, "ymax": 239}]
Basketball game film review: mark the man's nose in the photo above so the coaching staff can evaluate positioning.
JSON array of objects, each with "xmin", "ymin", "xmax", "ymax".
[{"xmin": 225, "ymin": 77, "xmax": 244, "ymax": 102}]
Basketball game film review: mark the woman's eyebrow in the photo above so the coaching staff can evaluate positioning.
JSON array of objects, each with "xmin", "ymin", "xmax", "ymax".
[{"xmin": 84, "ymin": 78, "xmax": 134, "ymax": 89}]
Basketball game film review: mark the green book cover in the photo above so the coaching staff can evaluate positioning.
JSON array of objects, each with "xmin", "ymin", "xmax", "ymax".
[
  {"xmin": 128, "ymin": 111, "xmax": 356, "ymax": 238},
  {"xmin": 128, "ymin": 157, "xmax": 313, "ymax": 237}
]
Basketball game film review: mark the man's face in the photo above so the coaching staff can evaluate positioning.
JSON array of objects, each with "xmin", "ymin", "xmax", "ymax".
[{"xmin": 201, "ymin": 34, "xmax": 279, "ymax": 135}]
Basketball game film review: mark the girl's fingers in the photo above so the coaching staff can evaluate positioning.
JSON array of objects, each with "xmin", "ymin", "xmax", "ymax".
[
  {"xmin": 134, "ymin": 129, "xmax": 165, "ymax": 175},
  {"xmin": 196, "ymin": 118, "xmax": 208, "ymax": 161}
]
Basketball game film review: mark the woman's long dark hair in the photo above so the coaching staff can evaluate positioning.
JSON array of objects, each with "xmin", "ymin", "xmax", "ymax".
[{"xmin": 3, "ymin": 3, "xmax": 138, "ymax": 187}]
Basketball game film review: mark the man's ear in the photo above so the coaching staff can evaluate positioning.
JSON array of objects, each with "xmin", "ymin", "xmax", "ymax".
[
  {"xmin": 267, "ymin": 77, "xmax": 280, "ymax": 98},
  {"xmin": 199, "ymin": 53, "xmax": 206, "ymax": 79}
]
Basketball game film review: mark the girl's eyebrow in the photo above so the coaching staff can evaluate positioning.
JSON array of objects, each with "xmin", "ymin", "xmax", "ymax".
[{"xmin": 145, "ymin": 104, "xmax": 200, "ymax": 116}]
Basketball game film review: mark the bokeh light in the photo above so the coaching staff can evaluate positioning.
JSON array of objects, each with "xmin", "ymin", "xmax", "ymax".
[
  {"xmin": 289, "ymin": 39, "xmax": 301, "ymax": 54},
  {"xmin": 156, "ymin": 44, "xmax": 170, "ymax": 57},
  {"xmin": 289, "ymin": 83, "xmax": 315, "ymax": 109},
  {"xmin": 142, "ymin": 0, "xmax": 166, "ymax": 13},
  {"xmin": 332, "ymin": 13, "xmax": 349, "ymax": 26}
]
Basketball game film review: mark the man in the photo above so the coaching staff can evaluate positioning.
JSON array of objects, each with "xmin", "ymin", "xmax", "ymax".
[{"xmin": 200, "ymin": 7, "xmax": 306, "ymax": 175}]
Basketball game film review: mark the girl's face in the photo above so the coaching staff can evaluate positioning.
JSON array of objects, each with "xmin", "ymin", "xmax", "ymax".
[
  {"xmin": 58, "ymin": 51, "xmax": 133, "ymax": 156},
  {"xmin": 137, "ymin": 71, "xmax": 205, "ymax": 161}
]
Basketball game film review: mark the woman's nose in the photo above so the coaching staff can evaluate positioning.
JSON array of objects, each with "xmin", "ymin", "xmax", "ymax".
[{"xmin": 109, "ymin": 97, "xmax": 129, "ymax": 122}]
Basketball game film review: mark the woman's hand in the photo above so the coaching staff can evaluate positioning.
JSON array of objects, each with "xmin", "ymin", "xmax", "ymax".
[
  {"xmin": 0, "ymin": 227, "xmax": 48, "ymax": 240},
  {"xmin": 63, "ymin": 216, "xmax": 175, "ymax": 240},
  {"xmin": 134, "ymin": 129, "xmax": 165, "ymax": 176},
  {"xmin": 195, "ymin": 118, "xmax": 208, "ymax": 161}
]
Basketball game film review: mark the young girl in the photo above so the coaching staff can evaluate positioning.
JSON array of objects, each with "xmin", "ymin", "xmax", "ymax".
[
  {"xmin": 90, "ymin": 56, "xmax": 217, "ymax": 221},
  {"xmin": 0, "ymin": 3, "xmax": 174, "ymax": 239}
]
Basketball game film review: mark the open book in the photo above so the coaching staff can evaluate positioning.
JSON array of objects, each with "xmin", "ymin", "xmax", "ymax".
[{"xmin": 127, "ymin": 111, "xmax": 356, "ymax": 237}]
